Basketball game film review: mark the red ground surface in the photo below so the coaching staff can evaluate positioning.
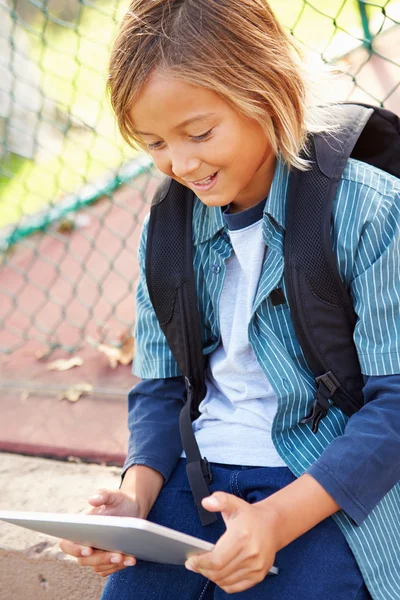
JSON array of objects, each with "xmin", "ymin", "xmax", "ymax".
[{"xmin": 0, "ymin": 171, "xmax": 160, "ymax": 466}]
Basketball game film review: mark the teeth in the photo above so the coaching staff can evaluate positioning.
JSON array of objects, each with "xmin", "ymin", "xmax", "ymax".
[{"xmin": 195, "ymin": 173, "xmax": 214, "ymax": 185}]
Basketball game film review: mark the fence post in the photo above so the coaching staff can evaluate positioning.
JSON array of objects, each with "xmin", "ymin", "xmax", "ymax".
[{"xmin": 357, "ymin": 0, "xmax": 372, "ymax": 49}]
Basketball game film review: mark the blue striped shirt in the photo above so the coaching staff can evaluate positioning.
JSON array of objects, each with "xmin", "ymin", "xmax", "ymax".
[{"xmin": 129, "ymin": 158, "xmax": 400, "ymax": 600}]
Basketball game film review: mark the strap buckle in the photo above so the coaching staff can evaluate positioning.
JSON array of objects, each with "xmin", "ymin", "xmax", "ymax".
[
  {"xmin": 186, "ymin": 460, "xmax": 216, "ymax": 526},
  {"xmin": 184, "ymin": 376, "xmax": 193, "ymax": 392},
  {"xmin": 201, "ymin": 457, "xmax": 212, "ymax": 483},
  {"xmin": 301, "ymin": 371, "xmax": 341, "ymax": 433},
  {"xmin": 315, "ymin": 371, "xmax": 341, "ymax": 394}
]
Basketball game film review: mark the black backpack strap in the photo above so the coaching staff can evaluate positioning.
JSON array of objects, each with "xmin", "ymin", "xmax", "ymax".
[
  {"xmin": 285, "ymin": 104, "xmax": 374, "ymax": 432},
  {"xmin": 146, "ymin": 178, "xmax": 217, "ymax": 526}
]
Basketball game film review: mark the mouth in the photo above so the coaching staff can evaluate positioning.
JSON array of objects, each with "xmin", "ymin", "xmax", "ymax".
[{"xmin": 189, "ymin": 172, "xmax": 219, "ymax": 191}]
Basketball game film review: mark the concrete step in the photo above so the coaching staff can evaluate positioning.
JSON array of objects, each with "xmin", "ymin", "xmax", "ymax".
[{"xmin": 0, "ymin": 453, "xmax": 122, "ymax": 600}]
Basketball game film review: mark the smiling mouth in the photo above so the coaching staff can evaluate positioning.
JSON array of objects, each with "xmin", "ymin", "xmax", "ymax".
[{"xmin": 192, "ymin": 172, "xmax": 217, "ymax": 185}]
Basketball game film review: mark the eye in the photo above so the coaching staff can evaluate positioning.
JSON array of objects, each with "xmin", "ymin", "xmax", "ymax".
[
  {"xmin": 191, "ymin": 129, "xmax": 213, "ymax": 142},
  {"xmin": 147, "ymin": 141, "xmax": 164, "ymax": 150}
]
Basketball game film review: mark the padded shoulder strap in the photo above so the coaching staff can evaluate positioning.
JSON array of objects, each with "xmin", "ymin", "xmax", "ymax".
[
  {"xmin": 285, "ymin": 104, "xmax": 373, "ymax": 432},
  {"xmin": 146, "ymin": 178, "xmax": 205, "ymax": 401},
  {"xmin": 146, "ymin": 179, "xmax": 216, "ymax": 526}
]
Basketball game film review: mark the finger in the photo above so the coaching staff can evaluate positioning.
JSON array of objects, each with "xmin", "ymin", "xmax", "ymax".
[
  {"xmin": 78, "ymin": 550, "xmax": 136, "ymax": 568},
  {"xmin": 94, "ymin": 563, "xmax": 127, "ymax": 573},
  {"xmin": 220, "ymin": 579, "xmax": 258, "ymax": 595},
  {"xmin": 201, "ymin": 492, "xmax": 243, "ymax": 519},
  {"xmin": 83, "ymin": 504, "xmax": 112, "ymax": 517},
  {"xmin": 94, "ymin": 565, "xmax": 127, "ymax": 578},
  {"xmin": 59, "ymin": 539, "xmax": 93, "ymax": 559},
  {"xmin": 187, "ymin": 529, "xmax": 241, "ymax": 573},
  {"xmin": 88, "ymin": 489, "xmax": 112, "ymax": 507},
  {"xmin": 93, "ymin": 560, "xmax": 135, "ymax": 574},
  {"xmin": 78, "ymin": 551, "xmax": 123, "ymax": 568},
  {"xmin": 194, "ymin": 553, "xmax": 254, "ymax": 583},
  {"xmin": 120, "ymin": 556, "xmax": 136, "ymax": 567},
  {"xmin": 215, "ymin": 565, "xmax": 265, "ymax": 589}
]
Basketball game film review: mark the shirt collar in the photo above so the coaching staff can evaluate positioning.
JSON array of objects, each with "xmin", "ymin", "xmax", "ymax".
[
  {"xmin": 222, "ymin": 195, "xmax": 266, "ymax": 231},
  {"xmin": 193, "ymin": 156, "xmax": 289, "ymax": 245},
  {"xmin": 193, "ymin": 199, "xmax": 225, "ymax": 245},
  {"xmin": 264, "ymin": 156, "xmax": 289, "ymax": 230}
]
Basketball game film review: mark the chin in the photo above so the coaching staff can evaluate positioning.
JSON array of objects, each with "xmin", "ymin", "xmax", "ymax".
[{"xmin": 196, "ymin": 194, "xmax": 229, "ymax": 208}]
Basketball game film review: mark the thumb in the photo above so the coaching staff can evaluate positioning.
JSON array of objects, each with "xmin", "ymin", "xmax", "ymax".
[
  {"xmin": 201, "ymin": 492, "xmax": 243, "ymax": 518},
  {"xmin": 88, "ymin": 488, "xmax": 114, "ymax": 507}
]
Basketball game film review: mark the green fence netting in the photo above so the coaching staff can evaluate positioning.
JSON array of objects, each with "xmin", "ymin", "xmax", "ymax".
[{"xmin": 1, "ymin": 0, "xmax": 400, "ymax": 356}]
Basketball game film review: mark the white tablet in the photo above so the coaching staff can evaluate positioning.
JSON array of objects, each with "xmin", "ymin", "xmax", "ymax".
[
  {"xmin": 0, "ymin": 511, "xmax": 279, "ymax": 574},
  {"xmin": 0, "ymin": 511, "xmax": 213, "ymax": 565}
]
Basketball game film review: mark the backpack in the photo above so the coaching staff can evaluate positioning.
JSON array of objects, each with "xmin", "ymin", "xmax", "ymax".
[{"xmin": 145, "ymin": 103, "xmax": 400, "ymax": 525}]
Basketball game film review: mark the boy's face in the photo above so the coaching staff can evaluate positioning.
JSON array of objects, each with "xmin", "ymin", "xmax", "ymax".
[{"xmin": 129, "ymin": 70, "xmax": 276, "ymax": 213}]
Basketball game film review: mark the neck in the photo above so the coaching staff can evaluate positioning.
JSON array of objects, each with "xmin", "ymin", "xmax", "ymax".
[{"xmin": 230, "ymin": 152, "xmax": 277, "ymax": 213}]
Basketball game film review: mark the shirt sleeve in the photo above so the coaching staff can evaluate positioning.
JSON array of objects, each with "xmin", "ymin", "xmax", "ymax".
[
  {"xmin": 307, "ymin": 374, "xmax": 400, "ymax": 525},
  {"xmin": 133, "ymin": 217, "xmax": 181, "ymax": 379},
  {"xmin": 350, "ymin": 186, "xmax": 400, "ymax": 375},
  {"xmin": 121, "ymin": 377, "xmax": 186, "ymax": 484},
  {"xmin": 307, "ymin": 183, "xmax": 400, "ymax": 524}
]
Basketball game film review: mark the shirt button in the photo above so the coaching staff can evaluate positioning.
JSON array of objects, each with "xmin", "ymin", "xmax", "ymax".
[
  {"xmin": 282, "ymin": 378, "xmax": 289, "ymax": 390},
  {"xmin": 211, "ymin": 264, "xmax": 221, "ymax": 274}
]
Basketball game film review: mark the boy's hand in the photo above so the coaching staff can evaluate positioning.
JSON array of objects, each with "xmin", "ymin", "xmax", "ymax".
[
  {"xmin": 185, "ymin": 493, "xmax": 280, "ymax": 594},
  {"xmin": 59, "ymin": 488, "xmax": 141, "ymax": 577},
  {"xmin": 185, "ymin": 474, "xmax": 340, "ymax": 594}
]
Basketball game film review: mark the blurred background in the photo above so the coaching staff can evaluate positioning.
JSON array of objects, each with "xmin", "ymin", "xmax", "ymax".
[{"xmin": 0, "ymin": 0, "xmax": 399, "ymax": 465}]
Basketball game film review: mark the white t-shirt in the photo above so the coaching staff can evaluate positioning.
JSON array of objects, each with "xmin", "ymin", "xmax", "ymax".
[{"xmin": 185, "ymin": 198, "xmax": 286, "ymax": 467}]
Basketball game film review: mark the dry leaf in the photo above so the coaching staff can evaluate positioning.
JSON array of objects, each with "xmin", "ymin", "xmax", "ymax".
[
  {"xmin": 56, "ymin": 218, "xmax": 75, "ymax": 234},
  {"xmin": 87, "ymin": 334, "xmax": 134, "ymax": 369},
  {"xmin": 67, "ymin": 456, "xmax": 82, "ymax": 463},
  {"xmin": 119, "ymin": 335, "xmax": 135, "ymax": 364},
  {"xmin": 35, "ymin": 344, "xmax": 62, "ymax": 361},
  {"xmin": 47, "ymin": 356, "xmax": 83, "ymax": 371},
  {"xmin": 117, "ymin": 328, "xmax": 131, "ymax": 343},
  {"xmin": 35, "ymin": 348, "xmax": 48, "ymax": 360},
  {"xmin": 97, "ymin": 336, "xmax": 134, "ymax": 369},
  {"xmin": 59, "ymin": 382, "xmax": 93, "ymax": 402},
  {"xmin": 96, "ymin": 344, "xmax": 120, "ymax": 369}
]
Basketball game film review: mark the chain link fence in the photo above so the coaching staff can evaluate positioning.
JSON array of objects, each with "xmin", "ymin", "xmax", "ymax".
[{"xmin": 1, "ymin": 0, "xmax": 400, "ymax": 360}]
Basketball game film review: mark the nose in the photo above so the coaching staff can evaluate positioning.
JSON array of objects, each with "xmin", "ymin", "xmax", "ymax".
[{"xmin": 170, "ymin": 147, "xmax": 201, "ymax": 180}]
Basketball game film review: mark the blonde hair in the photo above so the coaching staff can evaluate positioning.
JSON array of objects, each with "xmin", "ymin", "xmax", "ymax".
[{"xmin": 108, "ymin": 0, "xmax": 331, "ymax": 170}]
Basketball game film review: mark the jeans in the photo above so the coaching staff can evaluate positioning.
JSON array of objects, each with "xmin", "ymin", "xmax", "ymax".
[{"xmin": 101, "ymin": 459, "xmax": 372, "ymax": 600}]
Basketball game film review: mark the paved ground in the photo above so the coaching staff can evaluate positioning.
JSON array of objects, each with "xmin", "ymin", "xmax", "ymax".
[
  {"xmin": 0, "ymin": 381, "xmax": 133, "ymax": 466},
  {"xmin": 0, "ymin": 174, "xmax": 154, "ymax": 467},
  {"xmin": 0, "ymin": 453, "xmax": 121, "ymax": 600}
]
